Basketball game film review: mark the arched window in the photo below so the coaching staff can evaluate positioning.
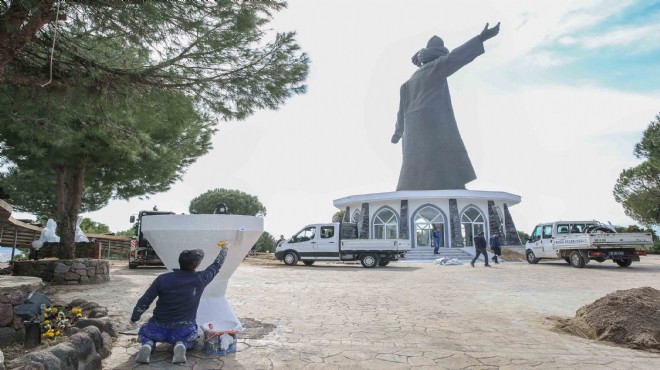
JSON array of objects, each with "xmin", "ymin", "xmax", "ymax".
[
  {"xmin": 461, "ymin": 206, "xmax": 485, "ymax": 247},
  {"xmin": 372, "ymin": 207, "xmax": 398, "ymax": 239},
  {"xmin": 351, "ymin": 209, "xmax": 362, "ymax": 223},
  {"xmin": 413, "ymin": 205, "xmax": 445, "ymax": 248}
]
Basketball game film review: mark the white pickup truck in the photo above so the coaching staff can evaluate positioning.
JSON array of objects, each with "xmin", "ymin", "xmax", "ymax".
[
  {"xmin": 525, "ymin": 221, "xmax": 652, "ymax": 268},
  {"xmin": 274, "ymin": 222, "xmax": 410, "ymax": 268}
]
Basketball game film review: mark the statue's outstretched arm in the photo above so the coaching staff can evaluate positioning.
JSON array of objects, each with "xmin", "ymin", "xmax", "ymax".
[{"xmin": 478, "ymin": 22, "xmax": 500, "ymax": 42}]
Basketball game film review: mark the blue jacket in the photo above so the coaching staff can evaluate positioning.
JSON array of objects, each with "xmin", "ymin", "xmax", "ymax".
[
  {"xmin": 489, "ymin": 235, "xmax": 502, "ymax": 248},
  {"xmin": 130, "ymin": 248, "xmax": 227, "ymax": 328}
]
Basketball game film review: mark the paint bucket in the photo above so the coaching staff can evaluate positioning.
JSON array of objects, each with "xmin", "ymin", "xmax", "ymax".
[{"xmin": 201, "ymin": 320, "xmax": 240, "ymax": 355}]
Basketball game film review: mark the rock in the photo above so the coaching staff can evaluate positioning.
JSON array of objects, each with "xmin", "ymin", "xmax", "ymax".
[
  {"xmin": 86, "ymin": 268, "xmax": 96, "ymax": 277},
  {"xmin": 68, "ymin": 332, "xmax": 95, "ymax": 359},
  {"xmin": 79, "ymin": 276, "xmax": 90, "ymax": 285},
  {"xmin": 93, "ymin": 276, "xmax": 104, "ymax": 284},
  {"xmin": 22, "ymin": 351, "xmax": 61, "ymax": 370},
  {"xmin": 80, "ymin": 302, "xmax": 99, "ymax": 311},
  {"xmin": 52, "ymin": 274, "xmax": 65, "ymax": 284},
  {"xmin": 12, "ymin": 315, "xmax": 23, "ymax": 330},
  {"xmin": 88, "ymin": 307, "xmax": 107, "ymax": 318},
  {"xmin": 39, "ymin": 271, "xmax": 53, "ymax": 282},
  {"xmin": 69, "ymin": 299, "xmax": 88, "ymax": 307},
  {"xmin": 8, "ymin": 292, "xmax": 27, "ymax": 306},
  {"xmin": 48, "ymin": 343, "xmax": 79, "ymax": 369},
  {"xmin": 15, "ymin": 363, "xmax": 45, "ymax": 370},
  {"xmin": 64, "ymin": 272, "xmax": 79, "ymax": 281},
  {"xmin": 0, "ymin": 327, "xmax": 16, "ymax": 347},
  {"xmin": 63, "ymin": 327, "xmax": 81, "ymax": 337},
  {"xmin": 53, "ymin": 263, "xmax": 70, "ymax": 273},
  {"xmin": 80, "ymin": 353, "xmax": 101, "ymax": 370},
  {"xmin": 0, "ymin": 304, "xmax": 13, "ymax": 326},
  {"xmin": 100, "ymin": 332, "xmax": 113, "ymax": 359},
  {"xmin": 75, "ymin": 318, "xmax": 117, "ymax": 338},
  {"xmin": 80, "ymin": 326, "xmax": 104, "ymax": 354},
  {"xmin": 71, "ymin": 263, "xmax": 86, "ymax": 270}
]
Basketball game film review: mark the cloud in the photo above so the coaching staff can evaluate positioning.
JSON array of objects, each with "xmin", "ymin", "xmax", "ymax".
[{"xmin": 582, "ymin": 23, "xmax": 660, "ymax": 49}]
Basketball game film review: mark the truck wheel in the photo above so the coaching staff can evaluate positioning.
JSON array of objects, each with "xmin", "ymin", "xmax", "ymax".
[
  {"xmin": 569, "ymin": 251, "xmax": 585, "ymax": 268},
  {"xmin": 283, "ymin": 252, "xmax": 299, "ymax": 266},
  {"xmin": 129, "ymin": 262, "xmax": 138, "ymax": 269},
  {"xmin": 303, "ymin": 260, "xmax": 315, "ymax": 266},
  {"xmin": 526, "ymin": 250, "xmax": 539, "ymax": 264},
  {"xmin": 360, "ymin": 253, "xmax": 379, "ymax": 268},
  {"xmin": 615, "ymin": 259, "xmax": 632, "ymax": 267},
  {"xmin": 378, "ymin": 259, "xmax": 390, "ymax": 267}
]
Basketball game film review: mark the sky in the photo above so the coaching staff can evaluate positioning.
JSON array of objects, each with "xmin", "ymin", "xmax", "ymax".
[{"xmin": 17, "ymin": 0, "xmax": 660, "ymax": 238}]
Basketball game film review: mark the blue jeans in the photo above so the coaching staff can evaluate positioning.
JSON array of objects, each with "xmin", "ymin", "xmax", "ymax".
[
  {"xmin": 433, "ymin": 238, "xmax": 441, "ymax": 253},
  {"xmin": 138, "ymin": 321, "xmax": 198, "ymax": 349}
]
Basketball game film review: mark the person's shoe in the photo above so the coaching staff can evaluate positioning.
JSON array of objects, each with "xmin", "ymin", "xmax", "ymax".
[
  {"xmin": 136, "ymin": 344, "xmax": 152, "ymax": 364},
  {"xmin": 485, "ymin": 264, "xmax": 491, "ymax": 267},
  {"xmin": 172, "ymin": 341, "xmax": 187, "ymax": 364},
  {"xmin": 470, "ymin": 261, "xmax": 475, "ymax": 267}
]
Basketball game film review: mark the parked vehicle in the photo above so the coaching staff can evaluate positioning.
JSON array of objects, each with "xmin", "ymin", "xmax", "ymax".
[
  {"xmin": 128, "ymin": 211, "xmax": 175, "ymax": 269},
  {"xmin": 274, "ymin": 222, "xmax": 410, "ymax": 268},
  {"xmin": 524, "ymin": 221, "xmax": 652, "ymax": 268}
]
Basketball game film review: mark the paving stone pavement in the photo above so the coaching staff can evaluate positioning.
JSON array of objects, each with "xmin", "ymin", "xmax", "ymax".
[{"xmin": 49, "ymin": 256, "xmax": 660, "ymax": 369}]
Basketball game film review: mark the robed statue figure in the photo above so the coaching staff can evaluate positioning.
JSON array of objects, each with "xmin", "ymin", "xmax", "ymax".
[{"xmin": 392, "ymin": 23, "xmax": 500, "ymax": 190}]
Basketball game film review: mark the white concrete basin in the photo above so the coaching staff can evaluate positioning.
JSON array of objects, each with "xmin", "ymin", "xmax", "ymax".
[{"xmin": 140, "ymin": 214, "xmax": 263, "ymax": 330}]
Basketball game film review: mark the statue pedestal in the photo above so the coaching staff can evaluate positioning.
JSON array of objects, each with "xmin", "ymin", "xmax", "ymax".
[
  {"xmin": 140, "ymin": 214, "xmax": 263, "ymax": 330},
  {"xmin": 334, "ymin": 190, "xmax": 522, "ymax": 248}
]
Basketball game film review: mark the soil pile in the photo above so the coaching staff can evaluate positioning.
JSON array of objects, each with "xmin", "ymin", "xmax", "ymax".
[{"xmin": 557, "ymin": 287, "xmax": 660, "ymax": 352}]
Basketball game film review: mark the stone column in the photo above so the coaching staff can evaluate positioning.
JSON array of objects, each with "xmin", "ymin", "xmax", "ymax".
[
  {"xmin": 343, "ymin": 206, "xmax": 351, "ymax": 222},
  {"xmin": 449, "ymin": 199, "xmax": 464, "ymax": 248},
  {"xmin": 487, "ymin": 200, "xmax": 503, "ymax": 237},
  {"xmin": 503, "ymin": 203, "xmax": 522, "ymax": 245},
  {"xmin": 359, "ymin": 203, "xmax": 370, "ymax": 239},
  {"xmin": 399, "ymin": 200, "xmax": 409, "ymax": 239}
]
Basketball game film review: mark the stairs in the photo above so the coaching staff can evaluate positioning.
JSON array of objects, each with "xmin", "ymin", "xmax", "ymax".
[{"xmin": 402, "ymin": 248, "xmax": 473, "ymax": 262}]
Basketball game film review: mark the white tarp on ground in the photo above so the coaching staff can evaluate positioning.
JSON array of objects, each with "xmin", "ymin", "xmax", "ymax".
[{"xmin": 434, "ymin": 257, "xmax": 463, "ymax": 266}]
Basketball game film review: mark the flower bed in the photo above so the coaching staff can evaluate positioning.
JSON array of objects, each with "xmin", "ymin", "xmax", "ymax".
[{"xmin": 41, "ymin": 305, "xmax": 83, "ymax": 339}]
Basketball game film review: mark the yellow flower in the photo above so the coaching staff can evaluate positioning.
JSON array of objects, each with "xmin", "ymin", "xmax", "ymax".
[
  {"xmin": 72, "ymin": 307, "xmax": 82, "ymax": 314},
  {"xmin": 51, "ymin": 308, "xmax": 58, "ymax": 314},
  {"xmin": 43, "ymin": 320, "xmax": 50, "ymax": 324},
  {"xmin": 55, "ymin": 331, "xmax": 60, "ymax": 336}
]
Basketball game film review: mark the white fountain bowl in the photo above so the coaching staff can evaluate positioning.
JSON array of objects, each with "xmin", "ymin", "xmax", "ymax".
[{"xmin": 140, "ymin": 214, "xmax": 263, "ymax": 330}]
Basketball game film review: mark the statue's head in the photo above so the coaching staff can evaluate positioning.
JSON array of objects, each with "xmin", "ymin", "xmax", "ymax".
[
  {"xmin": 426, "ymin": 36, "xmax": 444, "ymax": 49},
  {"xmin": 412, "ymin": 35, "xmax": 449, "ymax": 67}
]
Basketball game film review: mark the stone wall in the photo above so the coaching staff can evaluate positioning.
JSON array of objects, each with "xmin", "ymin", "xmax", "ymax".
[
  {"xmin": 0, "ymin": 277, "xmax": 43, "ymax": 347},
  {"xmin": 30, "ymin": 243, "xmax": 101, "ymax": 260},
  {"xmin": 12, "ymin": 260, "xmax": 110, "ymax": 285}
]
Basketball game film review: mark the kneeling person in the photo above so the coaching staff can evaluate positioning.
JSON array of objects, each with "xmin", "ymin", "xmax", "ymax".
[{"xmin": 130, "ymin": 242, "xmax": 229, "ymax": 364}]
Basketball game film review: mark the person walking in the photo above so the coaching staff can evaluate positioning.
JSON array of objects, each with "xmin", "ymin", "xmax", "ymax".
[
  {"xmin": 129, "ymin": 242, "xmax": 229, "ymax": 364},
  {"xmin": 433, "ymin": 227, "xmax": 442, "ymax": 254},
  {"xmin": 471, "ymin": 231, "xmax": 490, "ymax": 267},
  {"xmin": 489, "ymin": 231, "xmax": 502, "ymax": 264}
]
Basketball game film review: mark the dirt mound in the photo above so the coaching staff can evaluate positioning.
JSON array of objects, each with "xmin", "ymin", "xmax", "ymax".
[{"xmin": 557, "ymin": 287, "xmax": 660, "ymax": 352}]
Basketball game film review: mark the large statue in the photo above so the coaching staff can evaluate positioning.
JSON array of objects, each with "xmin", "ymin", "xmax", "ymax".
[{"xmin": 392, "ymin": 23, "xmax": 500, "ymax": 190}]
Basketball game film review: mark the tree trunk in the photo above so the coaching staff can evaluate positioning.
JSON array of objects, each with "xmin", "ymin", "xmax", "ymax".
[
  {"xmin": 54, "ymin": 161, "xmax": 88, "ymax": 259},
  {"xmin": 0, "ymin": 0, "xmax": 58, "ymax": 72}
]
